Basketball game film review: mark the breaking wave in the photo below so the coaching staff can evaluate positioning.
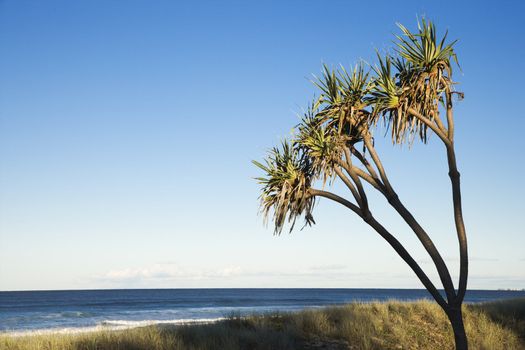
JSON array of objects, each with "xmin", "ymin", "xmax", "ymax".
[{"xmin": 2, "ymin": 317, "xmax": 225, "ymax": 337}]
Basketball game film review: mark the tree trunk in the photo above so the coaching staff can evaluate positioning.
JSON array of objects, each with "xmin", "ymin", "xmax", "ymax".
[{"xmin": 447, "ymin": 306, "xmax": 468, "ymax": 350}]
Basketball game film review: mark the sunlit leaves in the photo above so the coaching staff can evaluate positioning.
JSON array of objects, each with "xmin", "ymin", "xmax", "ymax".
[
  {"xmin": 313, "ymin": 63, "xmax": 372, "ymax": 134},
  {"xmin": 254, "ymin": 18, "xmax": 461, "ymax": 233},
  {"xmin": 396, "ymin": 18, "xmax": 458, "ymax": 74},
  {"xmin": 253, "ymin": 141, "xmax": 316, "ymax": 234},
  {"xmin": 370, "ymin": 18, "xmax": 459, "ymax": 144},
  {"xmin": 369, "ymin": 54, "xmax": 402, "ymax": 111},
  {"xmin": 295, "ymin": 108, "xmax": 344, "ymax": 186}
]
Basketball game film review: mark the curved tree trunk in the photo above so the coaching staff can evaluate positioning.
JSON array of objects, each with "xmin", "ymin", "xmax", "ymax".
[
  {"xmin": 444, "ymin": 91, "xmax": 469, "ymax": 305},
  {"xmin": 312, "ymin": 187, "xmax": 469, "ymax": 350},
  {"xmin": 446, "ymin": 305, "xmax": 468, "ymax": 350},
  {"xmin": 444, "ymin": 93, "xmax": 469, "ymax": 350}
]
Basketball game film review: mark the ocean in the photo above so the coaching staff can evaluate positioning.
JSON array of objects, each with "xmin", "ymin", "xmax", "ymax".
[{"xmin": 1, "ymin": 288, "xmax": 524, "ymax": 335}]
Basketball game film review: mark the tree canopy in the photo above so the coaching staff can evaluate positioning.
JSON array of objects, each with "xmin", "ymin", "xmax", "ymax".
[
  {"xmin": 255, "ymin": 19, "xmax": 460, "ymax": 233},
  {"xmin": 254, "ymin": 18, "xmax": 470, "ymax": 349}
]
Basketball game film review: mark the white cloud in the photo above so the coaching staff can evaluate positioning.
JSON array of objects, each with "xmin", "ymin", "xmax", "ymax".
[
  {"xmin": 92, "ymin": 263, "xmax": 380, "ymax": 288},
  {"xmin": 96, "ymin": 263, "xmax": 245, "ymax": 284},
  {"xmin": 307, "ymin": 264, "xmax": 347, "ymax": 271},
  {"xmin": 91, "ymin": 261, "xmax": 525, "ymax": 290}
]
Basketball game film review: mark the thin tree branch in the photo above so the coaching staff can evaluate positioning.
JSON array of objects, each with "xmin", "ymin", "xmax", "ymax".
[
  {"xmin": 364, "ymin": 215, "xmax": 448, "ymax": 310},
  {"xmin": 387, "ymin": 194, "xmax": 457, "ymax": 302},
  {"xmin": 309, "ymin": 188, "xmax": 361, "ymax": 215},
  {"xmin": 347, "ymin": 147, "xmax": 386, "ymax": 193},
  {"xmin": 346, "ymin": 163, "xmax": 385, "ymax": 194},
  {"xmin": 333, "ymin": 166, "xmax": 362, "ymax": 208},
  {"xmin": 445, "ymin": 86, "xmax": 455, "ymax": 141},
  {"xmin": 432, "ymin": 109, "xmax": 447, "ymax": 134},
  {"xmin": 362, "ymin": 135, "xmax": 395, "ymax": 195},
  {"xmin": 357, "ymin": 133, "xmax": 457, "ymax": 302},
  {"xmin": 349, "ymin": 146, "xmax": 382, "ymax": 185},
  {"xmin": 339, "ymin": 151, "xmax": 369, "ymax": 215},
  {"xmin": 444, "ymin": 91, "xmax": 468, "ymax": 304},
  {"xmin": 407, "ymin": 107, "xmax": 451, "ymax": 146},
  {"xmin": 309, "ymin": 188, "xmax": 448, "ymax": 310}
]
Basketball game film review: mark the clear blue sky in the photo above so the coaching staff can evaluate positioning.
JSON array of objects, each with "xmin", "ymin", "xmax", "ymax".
[{"xmin": 1, "ymin": 0, "xmax": 524, "ymax": 291}]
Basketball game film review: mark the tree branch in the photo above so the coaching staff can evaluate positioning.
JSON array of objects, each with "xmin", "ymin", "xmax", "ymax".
[
  {"xmin": 432, "ymin": 109, "xmax": 447, "ymax": 134},
  {"xmin": 347, "ymin": 147, "xmax": 386, "ymax": 194},
  {"xmin": 352, "ymin": 166, "xmax": 386, "ymax": 194},
  {"xmin": 355, "ymin": 133, "xmax": 457, "ymax": 302},
  {"xmin": 407, "ymin": 107, "xmax": 451, "ymax": 146},
  {"xmin": 444, "ymin": 91, "xmax": 468, "ymax": 304},
  {"xmin": 445, "ymin": 86, "xmax": 455, "ymax": 141},
  {"xmin": 333, "ymin": 166, "xmax": 362, "ymax": 209},
  {"xmin": 309, "ymin": 188, "xmax": 361, "ymax": 215},
  {"xmin": 387, "ymin": 194, "xmax": 457, "ymax": 302},
  {"xmin": 309, "ymin": 187, "xmax": 448, "ymax": 309},
  {"xmin": 362, "ymin": 135, "xmax": 395, "ymax": 195},
  {"xmin": 349, "ymin": 146, "xmax": 382, "ymax": 185},
  {"xmin": 339, "ymin": 151, "xmax": 370, "ymax": 215},
  {"xmin": 365, "ymin": 215, "xmax": 448, "ymax": 310}
]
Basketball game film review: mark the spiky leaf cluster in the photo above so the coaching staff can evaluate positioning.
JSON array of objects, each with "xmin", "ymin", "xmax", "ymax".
[
  {"xmin": 369, "ymin": 19, "xmax": 458, "ymax": 144},
  {"xmin": 313, "ymin": 63, "xmax": 372, "ymax": 137},
  {"xmin": 295, "ymin": 109, "xmax": 345, "ymax": 185},
  {"xmin": 254, "ymin": 19, "xmax": 461, "ymax": 234},
  {"xmin": 253, "ymin": 141, "xmax": 316, "ymax": 234}
]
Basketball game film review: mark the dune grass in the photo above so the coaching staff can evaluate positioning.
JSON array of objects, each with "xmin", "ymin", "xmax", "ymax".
[{"xmin": 1, "ymin": 299, "xmax": 524, "ymax": 350}]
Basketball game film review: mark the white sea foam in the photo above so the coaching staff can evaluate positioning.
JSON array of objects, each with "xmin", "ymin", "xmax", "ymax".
[
  {"xmin": 1, "ymin": 318, "xmax": 226, "ymax": 338},
  {"xmin": 100, "ymin": 318, "xmax": 226, "ymax": 327}
]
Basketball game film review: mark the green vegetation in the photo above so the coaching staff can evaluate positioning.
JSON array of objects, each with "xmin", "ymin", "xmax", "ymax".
[
  {"xmin": 253, "ymin": 18, "xmax": 470, "ymax": 349},
  {"xmin": 2, "ymin": 299, "xmax": 524, "ymax": 350}
]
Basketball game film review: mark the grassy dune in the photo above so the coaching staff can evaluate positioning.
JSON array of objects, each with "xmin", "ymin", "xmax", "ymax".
[{"xmin": 1, "ymin": 299, "xmax": 524, "ymax": 350}]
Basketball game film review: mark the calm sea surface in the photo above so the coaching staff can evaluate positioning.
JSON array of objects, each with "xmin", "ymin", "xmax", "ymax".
[{"xmin": 1, "ymin": 288, "xmax": 524, "ymax": 334}]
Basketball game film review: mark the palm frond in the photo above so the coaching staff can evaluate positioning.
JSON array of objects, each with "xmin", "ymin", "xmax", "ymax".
[
  {"xmin": 312, "ymin": 64, "xmax": 371, "ymax": 141},
  {"xmin": 312, "ymin": 64, "xmax": 342, "ymax": 108},
  {"xmin": 395, "ymin": 18, "xmax": 458, "ymax": 74},
  {"xmin": 295, "ymin": 108, "xmax": 344, "ymax": 185},
  {"xmin": 253, "ymin": 140, "xmax": 316, "ymax": 234},
  {"xmin": 338, "ymin": 62, "xmax": 373, "ymax": 108},
  {"xmin": 367, "ymin": 19, "xmax": 461, "ymax": 144},
  {"xmin": 368, "ymin": 54, "xmax": 401, "ymax": 111}
]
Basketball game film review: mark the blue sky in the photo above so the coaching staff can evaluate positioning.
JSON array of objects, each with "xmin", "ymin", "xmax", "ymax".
[{"xmin": 1, "ymin": 0, "xmax": 524, "ymax": 291}]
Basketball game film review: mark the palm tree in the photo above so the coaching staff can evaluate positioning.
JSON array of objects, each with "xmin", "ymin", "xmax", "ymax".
[{"xmin": 254, "ymin": 19, "xmax": 469, "ymax": 349}]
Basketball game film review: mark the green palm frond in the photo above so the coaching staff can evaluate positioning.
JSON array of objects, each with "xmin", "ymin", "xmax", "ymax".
[
  {"xmin": 338, "ymin": 62, "xmax": 373, "ymax": 108},
  {"xmin": 312, "ymin": 64, "xmax": 342, "ymax": 108},
  {"xmin": 368, "ymin": 54, "xmax": 401, "ymax": 112},
  {"xmin": 295, "ymin": 109, "xmax": 344, "ymax": 185},
  {"xmin": 395, "ymin": 18, "xmax": 458, "ymax": 74},
  {"xmin": 392, "ymin": 56, "xmax": 417, "ymax": 84},
  {"xmin": 368, "ymin": 54, "xmax": 426, "ymax": 144},
  {"xmin": 395, "ymin": 18, "xmax": 458, "ymax": 112},
  {"xmin": 253, "ymin": 140, "xmax": 316, "ymax": 234},
  {"xmin": 312, "ymin": 65, "xmax": 371, "ymax": 140},
  {"xmin": 368, "ymin": 19, "xmax": 460, "ymax": 144}
]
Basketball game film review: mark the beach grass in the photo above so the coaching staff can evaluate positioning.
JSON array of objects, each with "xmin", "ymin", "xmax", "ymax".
[{"xmin": 1, "ymin": 298, "xmax": 524, "ymax": 350}]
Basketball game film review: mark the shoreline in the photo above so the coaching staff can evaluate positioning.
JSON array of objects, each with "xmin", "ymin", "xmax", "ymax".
[
  {"xmin": 1, "ymin": 299, "xmax": 523, "ymax": 350},
  {"xmin": 0, "ymin": 317, "xmax": 226, "ymax": 338},
  {"xmin": 3, "ymin": 288, "xmax": 524, "ymax": 337},
  {"xmin": 3, "ymin": 296, "xmax": 525, "ymax": 338}
]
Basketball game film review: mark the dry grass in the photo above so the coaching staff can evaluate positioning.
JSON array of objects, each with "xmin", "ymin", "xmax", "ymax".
[{"xmin": 1, "ymin": 299, "xmax": 524, "ymax": 350}]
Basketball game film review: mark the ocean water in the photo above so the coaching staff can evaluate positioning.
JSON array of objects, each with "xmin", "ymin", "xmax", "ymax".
[{"xmin": 1, "ymin": 288, "xmax": 524, "ymax": 334}]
